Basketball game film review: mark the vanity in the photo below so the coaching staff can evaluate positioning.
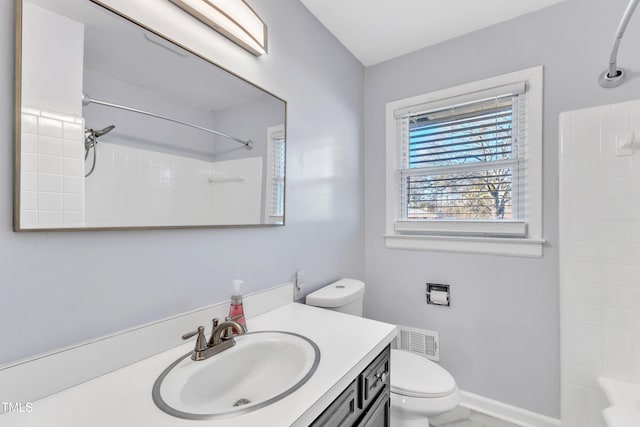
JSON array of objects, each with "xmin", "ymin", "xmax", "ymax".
[
  {"xmin": 311, "ymin": 346, "xmax": 390, "ymax": 426},
  {"xmin": 0, "ymin": 285, "xmax": 396, "ymax": 426}
]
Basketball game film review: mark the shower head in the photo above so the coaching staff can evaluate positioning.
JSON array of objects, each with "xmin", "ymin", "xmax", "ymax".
[{"xmin": 93, "ymin": 125, "xmax": 115, "ymax": 138}]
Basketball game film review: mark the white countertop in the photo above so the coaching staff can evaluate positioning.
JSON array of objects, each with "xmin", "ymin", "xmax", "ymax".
[{"xmin": 0, "ymin": 303, "xmax": 396, "ymax": 427}]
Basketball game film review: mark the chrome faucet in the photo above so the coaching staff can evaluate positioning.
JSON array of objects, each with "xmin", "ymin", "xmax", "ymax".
[{"xmin": 182, "ymin": 317, "xmax": 246, "ymax": 361}]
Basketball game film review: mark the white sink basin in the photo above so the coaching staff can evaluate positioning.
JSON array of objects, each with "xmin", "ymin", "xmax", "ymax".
[{"xmin": 152, "ymin": 331, "xmax": 320, "ymax": 420}]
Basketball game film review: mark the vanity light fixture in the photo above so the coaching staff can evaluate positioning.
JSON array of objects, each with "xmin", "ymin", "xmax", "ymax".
[{"xmin": 170, "ymin": 0, "xmax": 267, "ymax": 56}]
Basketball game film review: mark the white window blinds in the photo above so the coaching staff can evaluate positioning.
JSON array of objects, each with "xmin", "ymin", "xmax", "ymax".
[
  {"xmin": 395, "ymin": 83, "xmax": 528, "ymax": 237},
  {"xmin": 266, "ymin": 129, "xmax": 285, "ymax": 222}
]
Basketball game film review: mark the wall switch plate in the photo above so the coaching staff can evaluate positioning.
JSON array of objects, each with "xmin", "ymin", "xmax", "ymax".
[{"xmin": 293, "ymin": 270, "xmax": 305, "ymax": 301}]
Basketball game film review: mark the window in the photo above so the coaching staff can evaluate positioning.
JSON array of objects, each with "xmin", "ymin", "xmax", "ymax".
[
  {"xmin": 265, "ymin": 125, "xmax": 285, "ymax": 224},
  {"xmin": 385, "ymin": 67, "xmax": 544, "ymax": 257}
]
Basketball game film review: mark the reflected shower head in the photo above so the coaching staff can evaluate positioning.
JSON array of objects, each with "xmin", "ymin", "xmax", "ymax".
[
  {"xmin": 84, "ymin": 125, "xmax": 115, "ymax": 178},
  {"xmin": 84, "ymin": 125, "xmax": 115, "ymax": 151},
  {"xmin": 93, "ymin": 125, "xmax": 115, "ymax": 138}
]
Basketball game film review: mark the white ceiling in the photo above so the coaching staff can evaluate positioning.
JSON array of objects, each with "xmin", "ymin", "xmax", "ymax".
[{"xmin": 300, "ymin": 0, "xmax": 566, "ymax": 66}]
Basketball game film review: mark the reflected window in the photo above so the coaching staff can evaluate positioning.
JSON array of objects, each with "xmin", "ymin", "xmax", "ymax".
[{"xmin": 266, "ymin": 125, "xmax": 285, "ymax": 224}]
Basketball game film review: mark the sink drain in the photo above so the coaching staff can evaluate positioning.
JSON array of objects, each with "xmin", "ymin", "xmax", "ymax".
[{"xmin": 233, "ymin": 398, "xmax": 251, "ymax": 407}]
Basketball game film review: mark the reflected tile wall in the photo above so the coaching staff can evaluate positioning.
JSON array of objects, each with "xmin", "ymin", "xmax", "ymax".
[
  {"xmin": 559, "ymin": 99, "xmax": 640, "ymax": 427},
  {"xmin": 84, "ymin": 142, "xmax": 263, "ymax": 227},
  {"xmin": 20, "ymin": 108, "xmax": 85, "ymax": 228}
]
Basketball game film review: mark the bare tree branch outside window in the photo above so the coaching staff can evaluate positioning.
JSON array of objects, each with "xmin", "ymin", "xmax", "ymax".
[{"xmin": 405, "ymin": 97, "xmax": 515, "ymax": 221}]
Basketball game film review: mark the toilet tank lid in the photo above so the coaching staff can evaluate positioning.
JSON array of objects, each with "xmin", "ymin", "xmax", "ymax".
[{"xmin": 305, "ymin": 279, "xmax": 365, "ymax": 308}]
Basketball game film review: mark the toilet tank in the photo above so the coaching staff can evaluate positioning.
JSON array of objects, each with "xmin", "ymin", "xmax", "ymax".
[{"xmin": 305, "ymin": 278, "xmax": 365, "ymax": 316}]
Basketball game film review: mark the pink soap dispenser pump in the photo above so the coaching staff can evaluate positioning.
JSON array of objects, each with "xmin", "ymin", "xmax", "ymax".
[{"xmin": 229, "ymin": 279, "xmax": 247, "ymax": 332}]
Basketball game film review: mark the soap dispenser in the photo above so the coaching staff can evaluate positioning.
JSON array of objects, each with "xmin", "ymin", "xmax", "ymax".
[{"xmin": 228, "ymin": 279, "xmax": 247, "ymax": 332}]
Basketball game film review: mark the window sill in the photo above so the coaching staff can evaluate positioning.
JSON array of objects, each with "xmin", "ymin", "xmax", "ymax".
[{"xmin": 383, "ymin": 234, "xmax": 545, "ymax": 257}]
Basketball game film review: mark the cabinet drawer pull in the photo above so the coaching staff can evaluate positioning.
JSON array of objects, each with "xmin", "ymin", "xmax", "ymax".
[{"xmin": 373, "ymin": 371, "xmax": 387, "ymax": 387}]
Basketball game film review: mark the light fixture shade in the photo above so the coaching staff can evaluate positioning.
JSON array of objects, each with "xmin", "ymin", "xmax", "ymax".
[{"xmin": 170, "ymin": 0, "xmax": 267, "ymax": 56}]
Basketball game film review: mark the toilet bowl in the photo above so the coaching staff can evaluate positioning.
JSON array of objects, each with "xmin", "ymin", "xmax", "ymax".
[
  {"xmin": 390, "ymin": 348, "xmax": 460, "ymax": 426},
  {"xmin": 305, "ymin": 279, "xmax": 460, "ymax": 426}
]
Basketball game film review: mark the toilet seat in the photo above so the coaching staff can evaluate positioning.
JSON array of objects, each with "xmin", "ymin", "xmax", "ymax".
[
  {"xmin": 390, "ymin": 349, "xmax": 457, "ymax": 398},
  {"xmin": 390, "ymin": 387, "xmax": 461, "ymax": 420}
]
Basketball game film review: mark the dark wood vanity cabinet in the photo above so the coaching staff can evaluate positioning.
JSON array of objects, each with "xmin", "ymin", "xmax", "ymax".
[
  {"xmin": 358, "ymin": 345, "xmax": 391, "ymax": 426},
  {"xmin": 311, "ymin": 346, "xmax": 390, "ymax": 427}
]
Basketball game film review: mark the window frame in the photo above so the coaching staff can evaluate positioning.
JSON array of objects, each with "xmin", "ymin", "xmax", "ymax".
[{"xmin": 384, "ymin": 66, "xmax": 544, "ymax": 257}]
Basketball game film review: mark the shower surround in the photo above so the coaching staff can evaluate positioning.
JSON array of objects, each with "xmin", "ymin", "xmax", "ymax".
[{"xmin": 559, "ymin": 99, "xmax": 640, "ymax": 426}]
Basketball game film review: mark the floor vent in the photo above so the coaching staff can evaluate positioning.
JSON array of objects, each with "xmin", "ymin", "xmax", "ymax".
[{"xmin": 396, "ymin": 326, "xmax": 439, "ymax": 362}]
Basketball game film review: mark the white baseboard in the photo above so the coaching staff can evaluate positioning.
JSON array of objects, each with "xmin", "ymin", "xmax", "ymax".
[{"xmin": 460, "ymin": 390, "xmax": 562, "ymax": 427}]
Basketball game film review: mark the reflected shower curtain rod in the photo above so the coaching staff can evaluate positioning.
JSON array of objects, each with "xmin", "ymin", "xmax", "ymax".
[{"xmin": 81, "ymin": 94, "xmax": 253, "ymax": 150}]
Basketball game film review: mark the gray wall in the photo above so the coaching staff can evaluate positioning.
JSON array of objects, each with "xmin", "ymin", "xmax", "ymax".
[
  {"xmin": 364, "ymin": 0, "xmax": 640, "ymax": 418},
  {"xmin": 211, "ymin": 96, "xmax": 286, "ymax": 222},
  {"xmin": 1, "ymin": 0, "xmax": 364, "ymax": 365},
  {"xmin": 83, "ymin": 69, "xmax": 217, "ymax": 161}
]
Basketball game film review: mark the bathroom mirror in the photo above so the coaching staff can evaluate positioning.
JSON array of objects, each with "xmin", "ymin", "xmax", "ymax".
[{"xmin": 14, "ymin": 0, "xmax": 286, "ymax": 231}]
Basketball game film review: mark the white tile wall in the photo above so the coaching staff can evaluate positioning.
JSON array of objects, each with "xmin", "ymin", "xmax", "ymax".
[
  {"xmin": 18, "ymin": 2, "xmax": 85, "ymax": 229},
  {"xmin": 19, "ymin": 109, "xmax": 85, "ymax": 228},
  {"xmin": 84, "ymin": 142, "xmax": 263, "ymax": 227},
  {"xmin": 559, "ymin": 99, "xmax": 640, "ymax": 427}
]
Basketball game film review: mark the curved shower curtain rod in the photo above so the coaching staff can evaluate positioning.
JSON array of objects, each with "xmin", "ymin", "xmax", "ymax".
[
  {"xmin": 81, "ymin": 94, "xmax": 254, "ymax": 150},
  {"xmin": 599, "ymin": 0, "xmax": 640, "ymax": 88}
]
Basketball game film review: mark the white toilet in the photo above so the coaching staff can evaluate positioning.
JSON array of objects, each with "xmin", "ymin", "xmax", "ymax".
[{"xmin": 305, "ymin": 278, "xmax": 460, "ymax": 427}]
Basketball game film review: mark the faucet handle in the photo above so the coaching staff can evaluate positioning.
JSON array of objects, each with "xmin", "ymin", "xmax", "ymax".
[
  {"xmin": 208, "ymin": 318, "xmax": 220, "ymax": 346},
  {"xmin": 182, "ymin": 326, "xmax": 207, "ymax": 352},
  {"xmin": 181, "ymin": 327, "xmax": 202, "ymax": 340}
]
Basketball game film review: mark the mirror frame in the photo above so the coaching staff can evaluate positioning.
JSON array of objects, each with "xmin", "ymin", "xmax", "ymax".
[{"xmin": 13, "ymin": 0, "xmax": 287, "ymax": 232}]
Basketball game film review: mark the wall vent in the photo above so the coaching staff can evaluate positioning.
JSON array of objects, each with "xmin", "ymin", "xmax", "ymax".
[{"xmin": 396, "ymin": 326, "xmax": 439, "ymax": 362}]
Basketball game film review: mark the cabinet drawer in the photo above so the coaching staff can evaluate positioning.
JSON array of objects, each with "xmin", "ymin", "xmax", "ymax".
[
  {"xmin": 311, "ymin": 379, "xmax": 360, "ymax": 427},
  {"xmin": 359, "ymin": 346, "xmax": 390, "ymax": 409},
  {"xmin": 359, "ymin": 385, "xmax": 390, "ymax": 427}
]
